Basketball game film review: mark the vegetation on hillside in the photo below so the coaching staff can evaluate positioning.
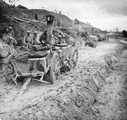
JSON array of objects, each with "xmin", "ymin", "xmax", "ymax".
[{"xmin": 0, "ymin": 0, "xmax": 101, "ymax": 44}]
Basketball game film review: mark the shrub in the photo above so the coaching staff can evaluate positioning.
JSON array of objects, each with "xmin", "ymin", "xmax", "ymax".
[{"xmin": 122, "ymin": 30, "xmax": 127, "ymax": 38}]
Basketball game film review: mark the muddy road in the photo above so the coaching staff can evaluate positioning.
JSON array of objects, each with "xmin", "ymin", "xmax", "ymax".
[{"xmin": 0, "ymin": 39, "xmax": 127, "ymax": 120}]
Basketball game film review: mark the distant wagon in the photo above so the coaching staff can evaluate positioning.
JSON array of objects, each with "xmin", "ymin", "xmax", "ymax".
[{"xmin": 85, "ymin": 35, "xmax": 98, "ymax": 48}]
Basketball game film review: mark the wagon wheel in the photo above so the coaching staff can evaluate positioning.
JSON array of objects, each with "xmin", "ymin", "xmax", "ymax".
[
  {"xmin": 69, "ymin": 48, "xmax": 78, "ymax": 68},
  {"xmin": 4, "ymin": 62, "xmax": 17, "ymax": 84},
  {"xmin": 50, "ymin": 55, "xmax": 61, "ymax": 84}
]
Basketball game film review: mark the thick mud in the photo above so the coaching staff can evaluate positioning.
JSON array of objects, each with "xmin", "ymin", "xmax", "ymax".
[{"xmin": 0, "ymin": 40, "xmax": 127, "ymax": 120}]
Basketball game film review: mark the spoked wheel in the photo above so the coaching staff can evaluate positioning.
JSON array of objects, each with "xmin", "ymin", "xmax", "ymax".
[
  {"xmin": 50, "ymin": 55, "xmax": 61, "ymax": 84},
  {"xmin": 69, "ymin": 48, "xmax": 78, "ymax": 69},
  {"xmin": 4, "ymin": 62, "xmax": 17, "ymax": 85}
]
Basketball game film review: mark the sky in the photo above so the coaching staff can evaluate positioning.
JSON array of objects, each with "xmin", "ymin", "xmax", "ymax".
[{"xmin": 5, "ymin": 0, "xmax": 127, "ymax": 31}]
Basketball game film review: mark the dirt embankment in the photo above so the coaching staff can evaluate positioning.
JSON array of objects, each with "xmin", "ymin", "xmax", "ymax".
[{"xmin": 0, "ymin": 40, "xmax": 127, "ymax": 120}]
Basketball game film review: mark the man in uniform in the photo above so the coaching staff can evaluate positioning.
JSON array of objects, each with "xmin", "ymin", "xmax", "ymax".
[
  {"xmin": 36, "ymin": 15, "xmax": 55, "ymax": 49},
  {"xmin": 8, "ymin": 27, "xmax": 15, "ymax": 37},
  {"xmin": 8, "ymin": 27, "xmax": 17, "ymax": 47},
  {"xmin": 52, "ymin": 29, "xmax": 60, "ymax": 44},
  {"xmin": 2, "ymin": 28, "xmax": 10, "ymax": 44},
  {"xmin": 23, "ymin": 30, "xmax": 33, "ymax": 49},
  {"xmin": 2, "ymin": 27, "xmax": 17, "ymax": 47},
  {"xmin": 33, "ymin": 31, "xmax": 38, "ymax": 45},
  {"xmin": 8, "ymin": 26, "xmax": 17, "ymax": 47}
]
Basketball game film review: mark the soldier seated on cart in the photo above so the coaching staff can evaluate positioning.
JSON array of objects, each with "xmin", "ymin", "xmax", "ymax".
[
  {"xmin": 52, "ymin": 30, "xmax": 60, "ymax": 44},
  {"xmin": 2, "ymin": 28, "xmax": 17, "ymax": 47},
  {"xmin": 7, "ymin": 36, "xmax": 17, "ymax": 48},
  {"xmin": 38, "ymin": 30, "xmax": 48, "ymax": 46},
  {"xmin": 52, "ymin": 29, "xmax": 67, "ymax": 44},
  {"xmin": 23, "ymin": 30, "xmax": 33, "ymax": 49},
  {"xmin": 8, "ymin": 26, "xmax": 15, "ymax": 37},
  {"xmin": 33, "ymin": 31, "xmax": 38, "ymax": 45},
  {"xmin": 2, "ymin": 28, "xmax": 10, "ymax": 44}
]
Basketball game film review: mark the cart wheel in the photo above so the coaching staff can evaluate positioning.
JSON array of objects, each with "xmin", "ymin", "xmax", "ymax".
[
  {"xmin": 4, "ymin": 62, "xmax": 16, "ymax": 84},
  {"xmin": 70, "ymin": 48, "xmax": 78, "ymax": 68},
  {"xmin": 50, "ymin": 55, "xmax": 61, "ymax": 84}
]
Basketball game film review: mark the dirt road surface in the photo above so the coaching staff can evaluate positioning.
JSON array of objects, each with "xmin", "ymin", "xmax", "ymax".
[{"xmin": 0, "ymin": 39, "xmax": 127, "ymax": 120}]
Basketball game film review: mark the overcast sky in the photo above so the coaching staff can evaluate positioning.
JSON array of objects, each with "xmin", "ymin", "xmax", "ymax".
[{"xmin": 5, "ymin": 0, "xmax": 127, "ymax": 31}]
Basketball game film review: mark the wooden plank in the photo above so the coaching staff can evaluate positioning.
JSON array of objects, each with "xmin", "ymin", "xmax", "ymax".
[
  {"xmin": 19, "ymin": 78, "xmax": 31, "ymax": 96},
  {"xmin": 14, "ymin": 78, "xmax": 31, "ymax": 100}
]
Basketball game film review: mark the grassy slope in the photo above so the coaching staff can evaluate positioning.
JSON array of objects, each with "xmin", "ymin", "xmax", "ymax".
[{"xmin": 0, "ymin": 1, "xmax": 101, "ymax": 43}]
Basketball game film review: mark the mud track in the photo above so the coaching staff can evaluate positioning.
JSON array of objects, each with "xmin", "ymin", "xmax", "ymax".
[{"xmin": 0, "ymin": 39, "xmax": 127, "ymax": 120}]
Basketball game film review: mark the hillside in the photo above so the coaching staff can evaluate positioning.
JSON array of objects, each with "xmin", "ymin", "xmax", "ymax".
[{"xmin": 0, "ymin": 1, "xmax": 101, "ymax": 42}]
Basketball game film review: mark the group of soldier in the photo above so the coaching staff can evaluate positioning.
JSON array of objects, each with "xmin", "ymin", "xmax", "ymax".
[
  {"xmin": 23, "ymin": 30, "xmax": 38, "ymax": 49},
  {"xmin": 2, "ymin": 27, "xmax": 38, "ymax": 49},
  {"xmin": 1, "ymin": 14, "xmax": 69, "ymax": 52},
  {"xmin": 23, "ymin": 29, "xmax": 68, "ymax": 50},
  {"xmin": 2, "ymin": 26, "xmax": 95, "ymax": 51},
  {"xmin": 2, "ymin": 26, "xmax": 68, "ymax": 52}
]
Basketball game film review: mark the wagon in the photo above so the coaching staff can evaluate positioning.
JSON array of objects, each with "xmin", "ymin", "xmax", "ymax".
[
  {"xmin": 4, "ymin": 14, "xmax": 78, "ymax": 86},
  {"xmin": 4, "ymin": 44, "xmax": 78, "ymax": 85},
  {"xmin": 85, "ymin": 35, "xmax": 98, "ymax": 48}
]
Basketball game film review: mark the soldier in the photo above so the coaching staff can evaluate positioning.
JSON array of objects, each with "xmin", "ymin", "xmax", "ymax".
[
  {"xmin": 2, "ymin": 28, "xmax": 10, "ymax": 44},
  {"xmin": 7, "ymin": 36, "xmax": 17, "ymax": 48},
  {"xmin": 33, "ymin": 31, "xmax": 38, "ymax": 45},
  {"xmin": 52, "ymin": 29, "xmax": 67, "ymax": 44},
  {"xmin": 8, "ymin": 28, "xmax": 17, "ymax": 47},
  {"xmin": 23, "ymin": 30, "xmax": 33, "ymax": 49},
  {"xmin": 2, "ymin": 28, "xmax": 17, "ymax": 47},
  {"xmin": 38, "ymin": 30, "xmax": 47, "ymax": 46},
  {"xmin": 8, "ymin": 26, "xmax": 15, "ymax": 37},
  {"xmin": 52, "ymin": 30, "xmax": 60, "ymax": 44},
  {"xmin": 46, "ymin": 15, "xmax": 55, "ymax": 47},
  {"xmin": 2, "ymin": 29, "xmax": 17, "ymax": 46},
  {"xmin": 8, "ymin": 27, "xmax": 17, "ymax": 47}
]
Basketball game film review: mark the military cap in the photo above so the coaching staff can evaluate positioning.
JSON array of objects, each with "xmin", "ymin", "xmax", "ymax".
[{"xmin": 9, "ymin": 27, "xmax": 12, "ymax": 30}]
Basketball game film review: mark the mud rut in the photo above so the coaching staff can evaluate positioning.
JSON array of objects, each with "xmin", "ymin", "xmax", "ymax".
[{"xmin": 0, "ymin": 39, "xmax": 127, "ymax": 120}]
